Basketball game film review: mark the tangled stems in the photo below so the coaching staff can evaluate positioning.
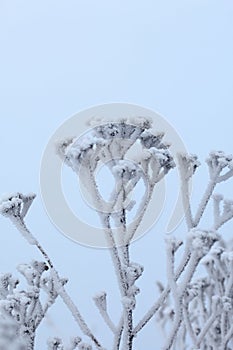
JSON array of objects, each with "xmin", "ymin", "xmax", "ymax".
[
  {"xmin": 0, "ymin": 193, "xmax": 105, "ymax": 350},
  {"xmin": 1, "ymin": 116, "xmax": 233, "ymax": 349}
]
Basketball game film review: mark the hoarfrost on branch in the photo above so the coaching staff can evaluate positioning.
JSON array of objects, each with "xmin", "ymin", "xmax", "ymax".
[{"xmin": 1, "ymin": 117, "xmax": 233, "ymax": 349}]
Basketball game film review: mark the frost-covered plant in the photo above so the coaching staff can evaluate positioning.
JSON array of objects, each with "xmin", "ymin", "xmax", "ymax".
[
  {"xmin": 0, "ymin": 118, "xmax": 233, "ymax": 349},
  {"xmin": 0, "ymin": 193, "xmax": 99, "ymax": 350},
  {"xmin": 0, "ymin": 260, "xmax": 61, "ymax": 349},
  {"xmin": 155, "ymin": 152, "xmax": 233, "ymax": 350},
  {"xmin": 57, "ymin": 118, "xmax": 175, "ymax": 349}
]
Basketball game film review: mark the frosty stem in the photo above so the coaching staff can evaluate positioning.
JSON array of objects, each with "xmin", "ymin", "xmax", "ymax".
[{"xmin": 10, "ymin": 216, "xmax": 105, "ymax": 350}]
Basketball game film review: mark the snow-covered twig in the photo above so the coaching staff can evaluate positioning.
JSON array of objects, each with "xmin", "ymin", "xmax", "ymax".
[{"xmin": 0, "ymin": 193, "xmax": 105, "ymax": 350}]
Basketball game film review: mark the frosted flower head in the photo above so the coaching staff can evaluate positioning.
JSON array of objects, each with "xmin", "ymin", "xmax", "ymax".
[
  {"xmin": 63, "ymin": 132, "xmax": 106, "ymax": 171},
  {"xmin": 56, "ymin": 137, "xmax": 74, "ymax": 160},
  {"xmin": 93, "ymin": 291, "xmax": 107, "ymax": 311},
  {"xmin": 112, "ymin": 160, "xmax": 141, "ymax": 181},
  {"xmin": 150, "ymin": 148, "xmax": 175, "ymax": 171},
  {"xmin": 32, "ymin": 260, "xmax": 49, "ymax": 274},
  {"xmin": 17, "ymin": 264, "xmax": 37, "ymax": 285},
  {"xmin": 94, "ymin": 121, "xmax": 144, "ymax": 141},
  {"xmin": 140, "ymin": 130, "xmax": 166, "ymax": 149},
  {"xmin": 189, "ymin": 229, "xmax": 219, "ymax": 257},
  {"xmin": 70, "ymin": 337, "xmax": 82, "ymax": 347},
  {"xmin": 178, "ymin": 153, "xmax": 200, "ymax": 177},
  {"xmin": 0, "ymin": 193, "xmax": 36, "ymax": 219},
  {"xmin": 0, "ymin": 194, "xmax": 22, "ymax": 217},
  {"xmin": 0, "ymin": 273, "xmax": 19, "ymax": 298},
  {"xmin": 126, "ymin": 262, "xmax": 144, "ymax": 282},
  {"xmin": 222, "ymin": 296, "xmax": 232, "ymax": 311},
  {"xmin": 129, "ymin": 116, "xmax": 152, "ymax": 129},
  {"xmin": 206, "ymin": 150, "xmax": 233, "ymax": 169},
  {"xmin": 122, "ymin": 296, "xmax": 136, "ymax": 310},
  {"xmin": 95, "ymin": 122, "xmax": 120, "ymax": 138}
]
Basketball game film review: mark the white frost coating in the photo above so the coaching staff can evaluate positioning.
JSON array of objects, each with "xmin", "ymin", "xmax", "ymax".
[
  {"xmin": 146, "ymin": 147, "xmax": 175, "ymax": 170},
  {"xmin": 178, "ymin": 153, "xmax": 200, "ymax": 179},
  {"xmin": 206, "ymin": 150, "xmax": 233, "ymax": 182},
  {"xmin": 129, "ymin": 115, "xmax": 152, "ymax": 129},
  {"xmin": 64, "ymin": 132, "xmax": 106, "ymax": 172},
  {"xmin": 189, "ymin": 229, "xmax": 219, "ymax": 256},
  {"xmin": 122, "ymin": 296, "xmax": 136, "ymax": 310},
  {"xmin": 2, "ymin": 120, "xmax": 233, "ymax": 349},
  {"xmin": 207, "ymin": 150, "xmax": 233, "ymax": 168},
  {"xmin": 0, "ymin": 260, "xmax": 62, "ymax": 350},
  {"xmin": 47, "ymin": 335, "xmax": 82, "ymax": 349},
  {"xmin": 0, "ymin": 192, "xmax": 36, "ymax": 218},
  {"xmin": 52, "ymin": 134, "xmax": 233, "ymax": 348},
  {"xmin": 125, "ymin": 263, "xmax": 144, "ymax": 284},
  {"xmin": 93, "ymin": 291, "xmax": 107, "ymax": 311},
  {"xmin": 112, "ymin": 160, "xmax": 140, "ymax": 181}
]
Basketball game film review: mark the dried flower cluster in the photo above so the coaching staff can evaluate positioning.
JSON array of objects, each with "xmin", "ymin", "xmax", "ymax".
[
  {"xmin": 0, "ymin": 260, "xmax": 60, "ymax": 349},
  {"xmin": 1, "ymin": 118, "xmax": 233, "ymax": 349}
]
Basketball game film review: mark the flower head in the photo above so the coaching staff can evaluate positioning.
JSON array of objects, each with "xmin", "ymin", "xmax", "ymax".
[
  {"xmin": 0, "ymin": 193, "xmax": 36, "ymax": 219},
  {"xmin": 206, "ymin": 151, "xmax": 233, "ymax": 170},
  {"xmin": 189, "ymin": 229, "xmax": 219, "ymax": 257}
]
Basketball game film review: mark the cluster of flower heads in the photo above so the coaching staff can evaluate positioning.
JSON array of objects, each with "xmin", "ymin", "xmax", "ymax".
[
  {"xmin": 3, "ymin": 115, "xmax": 233, "ymax": 349},
  {"xmin": 143, "ymin": 148, "xmax": 175, "ymax": 170},
  {"xmin": 47, "ymin": 336, "xmax": 92, "ymax": 350},
  {"xmin": 205, "ymin": 151, "xmax": 233, "ymax": 183},
  {"xmin": 187, "ymin": 240, "xmax": 233, "ymax": 346},
  {"xmin": 57, "ymin": 119, "xmax": 147, "ymax": 171},
  {"xmin": 58, "ymin": 117, "xmax": 175, "ymax": 187},
  {"xmin": 188, "ymin": 229, "xmax": 220, "ymax": 257},
  {"xmin": 157, "ymin": 226, "xmax": 233, "ymax": 349},
  {"xmin": 0, "ymin": 261, "xmax": 64, "ymax": 350},
  {"xmin": 207, "ymin": 151, "xmax": 233, "ymax": 170}
]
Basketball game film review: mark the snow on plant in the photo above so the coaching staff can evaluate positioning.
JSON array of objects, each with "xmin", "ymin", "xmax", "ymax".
[
  {"xmin": 0, "ymin": 117, "xmax": 233, "ymax": 349},
  {"xmin": 155, "ymin": 151, "xmax": 233, "ymax": 350},
  {"xmin": 0, "ymin": 260, "xmax": 63, "ymax": 349}
]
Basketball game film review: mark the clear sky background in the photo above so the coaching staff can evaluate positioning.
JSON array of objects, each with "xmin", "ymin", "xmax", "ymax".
[{"xmin": 0, "ymin": 1, "xmax": 233, "ymax": 349}]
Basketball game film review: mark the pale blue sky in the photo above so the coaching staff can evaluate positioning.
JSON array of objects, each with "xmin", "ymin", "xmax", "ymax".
[{"xmin": 0, "ymin": 1, "xmax": 233, "ymax": 348}]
